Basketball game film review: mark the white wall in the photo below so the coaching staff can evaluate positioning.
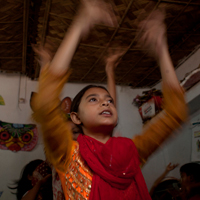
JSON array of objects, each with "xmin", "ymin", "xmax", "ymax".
[{"xmin": 0, "ymin": 73, "xmax": 145, "ymax": 200}]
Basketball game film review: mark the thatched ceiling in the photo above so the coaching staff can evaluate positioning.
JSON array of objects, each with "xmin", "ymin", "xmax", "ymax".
[{"xmin": 1, "ymin": 0, "xmax": 200, "ymax": 87}]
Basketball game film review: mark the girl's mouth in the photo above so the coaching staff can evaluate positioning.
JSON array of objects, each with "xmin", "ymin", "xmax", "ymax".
[{"xmin": 100, "ymin": 110, "xmax": 112, "ymax": 116}]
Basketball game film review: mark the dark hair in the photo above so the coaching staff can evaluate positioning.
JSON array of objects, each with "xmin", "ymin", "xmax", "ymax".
[
  {"xmin": 70, "ymin": 85, "xmax": 109, "ymax": 113},
  {"xmin": 180, "ymin": 163, "xmax": 200, "ymax": 182},
  {"xmin": 152, "ymin": 179, "xmax": 181, "ymax": 200},
  {"xmin": 9, "ymin": 159, "xmax": 43, "ymax": 200}
]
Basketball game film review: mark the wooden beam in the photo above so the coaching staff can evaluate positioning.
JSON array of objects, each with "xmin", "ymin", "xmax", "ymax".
[
  {"xmin": 35, "ymin": 0, "xmax": 52, "ymax": 78},
  {"xmin": 0, "ymin": 21, "xmax": 23, "ymax": 24},
  {"xmin": 0, "ymin": 57, "xmax": 22, "ymax": 59},
  {"xmin": 0, "ymin": 41, "xmax": 22, "ymax": 44},
  {"xmin": 50, "ymin": 12, "xmax": 72, "ymax": 20},
  {"xmin": 160, "ymin": 0, "xmax": 200, "ymax": 6},
  {"xmin": 167, "ymin": 0, "xmax": 193, "ymax": 30},
  {"xmin": 22, "ymin": 0, "xmax": 30, "ymax": 73},
  {"xmin": 27, "ymin": 0, "xmax": 43, "ymax": 78}
]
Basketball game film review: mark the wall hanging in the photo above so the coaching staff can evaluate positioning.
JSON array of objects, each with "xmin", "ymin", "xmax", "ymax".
[
  {"xmin": 133, "ymin": 89, "xmax": 163, "ymax": 123},
  {"xmin": 0, "ymin": 121, "xmax": 38, "ymax": 152},
  {"xmin": 0, "ymin": 95, "xmax": 5, "ymax": 105}
]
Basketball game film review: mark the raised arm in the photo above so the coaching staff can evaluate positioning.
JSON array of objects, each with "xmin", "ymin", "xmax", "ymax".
[
  {"xmin": 149, "ymin": 163, "xmax": 178, "ymax": 196},
  {"xmin": 132, "ymin": 10, "xmax": 188, "ymax": 164},
  {"xmin": 21, "ymin": 175, "xmax": 52, "ymax": 200},
  {"xmin": 32, "ymin": 0, "xmax": 117, "ymax": 171},
  {"xmin": 105, "ymin": 49, "xmax": 124, "ymax": 106},
  {"xmin": 50, "ymin": 0, "xmax": 116, "ymax": 76}
]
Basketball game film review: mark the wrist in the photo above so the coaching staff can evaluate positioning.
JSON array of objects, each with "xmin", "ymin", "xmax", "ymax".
[
  {"xmin": 106, "ymin": 63, "xmax": 115, "ymax": 70},
  {"xmin": 106, "ymin": 68, "xmax": 114, "ymax": 75},
  {"xmin": 71, "ymin": 20, "xmax": 85, "ymax": 36},
  {"xmin": 156, "ymin": 40, "xmax": 168, "ymax": 59},
  {"xmin": 37, "ymin": 180, "xmax": 43, "ymax": 187},
  {"xmin": 164, "ymin": 169, "xmax": 169, "ymax": 174}
]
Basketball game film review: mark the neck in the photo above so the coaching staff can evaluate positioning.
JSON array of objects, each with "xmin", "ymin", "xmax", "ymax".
[{"xmin": 82, "ymin": 126, "xmax": 112, "ymax": 144}]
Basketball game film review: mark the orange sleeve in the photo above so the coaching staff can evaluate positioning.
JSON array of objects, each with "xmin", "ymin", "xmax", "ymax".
[
  {"xmin": 132, "ymin": 83, "xmax": 188, "ymax": 165},
  {"xmin": 32, "ymin": 64, "xmax": 73, "ymax": 172}
]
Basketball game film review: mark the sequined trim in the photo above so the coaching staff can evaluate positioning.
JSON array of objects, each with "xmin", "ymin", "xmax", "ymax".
[{"xmin": 65, "ymin": 142, "xmax": 93, "ymax": 200}]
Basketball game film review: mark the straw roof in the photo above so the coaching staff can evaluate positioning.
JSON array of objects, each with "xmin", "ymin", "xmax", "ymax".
[{"xmin": 1, "ymin": 0, "xmax": 200, "ymax": 87}]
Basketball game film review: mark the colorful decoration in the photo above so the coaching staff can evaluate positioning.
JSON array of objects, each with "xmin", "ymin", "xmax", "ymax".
[
  {"xmin": 0, "ymin": 95, "xmax": 5, "ymax": 105},
  {"xmin": 0, "ymin": 121, "xmax": 38, "ymax": 152},
  {"xmin": 133, "ymin": 89, "xmax": 163, "ymax": 123},
  {"xmin": 181, "ymin": 64, "xmax": 200, "ymax": 91}
]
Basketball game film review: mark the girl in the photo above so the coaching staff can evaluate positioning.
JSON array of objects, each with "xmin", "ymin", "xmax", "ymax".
[
  {"xmin": 32, "ymin": 1, "xmax": 187, "ymax": 200},
  {"xmin": 33, "ymin": 44, "xmax": 122, "ymax": 200}
]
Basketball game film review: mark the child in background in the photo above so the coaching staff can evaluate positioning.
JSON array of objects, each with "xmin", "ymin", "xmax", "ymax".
[
  {"xmin": 9, "ymin": 159, "xmax": 51, "ymax": 200},
  {"xmin": 180, "ymin": 162, "xmax": 200, "ymax": 200},
  {"xmin": 150, "ymin": 163, "xmax": 180, "ymax": 199},
  {"xmin": 32, "ymin": 1, "xmax": 187, "ymax": 200}
]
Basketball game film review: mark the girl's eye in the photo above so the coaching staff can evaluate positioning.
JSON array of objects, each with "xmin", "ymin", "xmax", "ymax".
[
  {"xmin": 89, "ymin": 98, "xmax": 97, "ymax": 102},
  {"xmin": 108, "ymin": 99, "xmax": 114, "ymax": 104}
]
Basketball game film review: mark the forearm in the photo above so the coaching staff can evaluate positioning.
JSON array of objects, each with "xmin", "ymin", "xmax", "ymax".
[
  {"xmin": 158, "ymin": 42, "xmax": 180, "ymax": 88},
  {"xmin": 106, "ymin": 66, "xmax": 116, "ymax": 106},
  {"xmin": 154, "ymin": 170, "xmax": 169, "ymax": 186},
  {"xmin": 149, "ymin": 170, "xmax": 169, "ymax": 195},
  {"xmin": 133, "ymin": 82, "xmax": 187, "ymax": 163},
  {"xmin": 50, "ymin": 21, "xmax": 83, "ymax": 76},
  {"xmin": 21, "ymin": 182, "xmax": 42, "ymax": 200}
]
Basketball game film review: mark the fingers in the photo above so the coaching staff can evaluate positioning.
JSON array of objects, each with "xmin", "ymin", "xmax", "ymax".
[
  {"xmin": 137, "ymin": 9, "xmax": 166, "ymax": 51},
  {"xmin": 167, "ymin": 163, "xmax": 179, "ymax": 171},
  {"xmin": 32, "ymin": 42, "xmax": 53, "ymax": 68},
  {"xmin": 105, "ymin": 48, "xmax": 125, "ymax": 65},
  {"xmin": 81, "ymin": 0, "xmax": 117, "ymax": 27},
  {"xmin": 168, "ymin": 162, "xmax": 172, "ymax": 167}
]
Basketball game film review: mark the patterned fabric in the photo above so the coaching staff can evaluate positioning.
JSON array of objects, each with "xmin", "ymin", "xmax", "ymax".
[
  {"xmin": 0, "ymin": 121, "xmax": 38, "ymax": 152},
  {"xmin": 52, "ymin": 167, "xmax": 65, "ymax": 200},
  {"xmin": 58, "ymin": 141, "xmax": 93, "ymax": 200}
]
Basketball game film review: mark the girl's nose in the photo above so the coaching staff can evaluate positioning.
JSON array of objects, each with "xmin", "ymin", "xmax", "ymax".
[{"xmin": 101, "ymin": 101, "xmax": 109, "ymax": 106}]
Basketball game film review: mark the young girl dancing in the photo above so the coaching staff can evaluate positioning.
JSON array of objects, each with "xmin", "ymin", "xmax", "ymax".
[
  {"xmin": 32, "ymin": 1, "xmax": 187, "ymax": 199},
  {"xmin": 33, "ymin": 44, "xmax": 122, "ymax": 200}
]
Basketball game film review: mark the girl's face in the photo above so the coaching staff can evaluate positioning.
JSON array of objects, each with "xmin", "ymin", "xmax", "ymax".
[
  {"xmin": 77, "ymin": 87, "xmax": 118, "ymax": 131},
  {"xmin": 180, "ymin": 172, "xmax": 191, "ymax": 187}
]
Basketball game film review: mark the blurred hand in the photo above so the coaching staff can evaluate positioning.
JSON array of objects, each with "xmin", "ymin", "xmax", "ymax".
[
  {"xmin": 105, "ymin": 49, "xmax": 125, "ymax": 73},
  {"xmin": 39, "ymin": 174, "xmax": 52, "ymax": 186},
  {"xmin": 138, "ymin": 10, "xmax": 167, "ymax": 58},
  {"xmin": 166, "ymin": 163, "xmax": 179, "ymax": 172},
  {"xmin": 75, "ymin": 0, "xmax": 117, "ymax": 36},
  {"xmin": 32, "ymin": 42, "xmax": 53, "ymax": 67}
]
